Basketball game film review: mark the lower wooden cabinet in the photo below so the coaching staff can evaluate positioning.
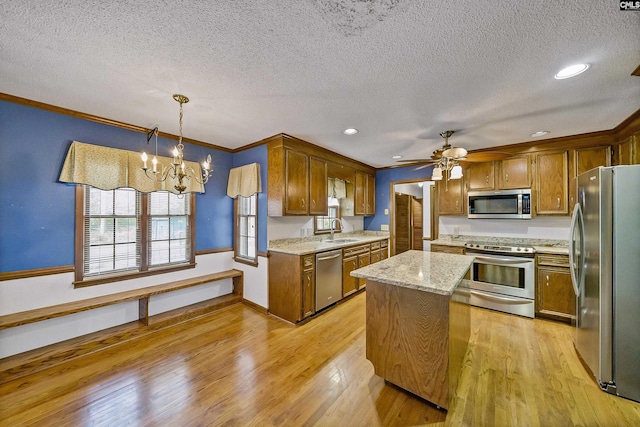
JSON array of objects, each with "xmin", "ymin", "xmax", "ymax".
[
  {"xmin": 536, "ymin": 254, "xmax": 576, "ymax": 323},
  {"xmin": 431, "ymin": 244, "xmax": 466, "ymax": 255},
  {"xmin": 269, "ymin": 239, "xmax": 388, "ymax": 323}
]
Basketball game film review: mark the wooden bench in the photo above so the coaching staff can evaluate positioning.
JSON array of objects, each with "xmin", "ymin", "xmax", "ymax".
[{"xmin": 0, "ymin": 269, "xmax": 244, "ymax": 383}]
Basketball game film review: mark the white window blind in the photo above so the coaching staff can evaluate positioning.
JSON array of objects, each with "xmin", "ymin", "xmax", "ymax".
[{"xmin": 148, "ymin": 191, "xmax": 191, "ymax": 266}]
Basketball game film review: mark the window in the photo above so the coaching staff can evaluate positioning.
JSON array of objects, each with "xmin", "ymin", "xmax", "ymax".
[
  {"xmin": 234, "ymin": 194, "xmax": 258, "ymax": 265},
  {"xmin": 315, "ymin": 197, "xmax": 341, "ymax": 234},
  {"xmin": 76, "ymin": 185, "xmax": 195, "ymax": 285}
]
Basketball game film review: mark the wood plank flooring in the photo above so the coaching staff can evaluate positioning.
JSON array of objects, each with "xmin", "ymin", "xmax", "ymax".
[{"xmin": 1, "ymin": 292, "xmax": 639, "ymax": 426}]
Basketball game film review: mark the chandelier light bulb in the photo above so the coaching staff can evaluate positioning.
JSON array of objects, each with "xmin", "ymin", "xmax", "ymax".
[{"xmin": 141, "ymin": 152, "xmax": 148, "ymax": 169}]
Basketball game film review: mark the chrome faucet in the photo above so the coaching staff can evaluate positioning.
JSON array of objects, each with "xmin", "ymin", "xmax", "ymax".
[{"xmin": 330, "ymin": 218, "xmax": 342, "ymax": 241}]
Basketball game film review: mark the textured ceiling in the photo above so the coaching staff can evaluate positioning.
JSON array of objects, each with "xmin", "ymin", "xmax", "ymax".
[{"xmin": 1, "ymin": 1, "xmax": 639, "ymax": 167}]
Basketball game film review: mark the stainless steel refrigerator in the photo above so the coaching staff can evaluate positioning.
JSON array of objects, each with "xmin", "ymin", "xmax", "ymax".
[{"xmin": 569, "ymin": 165, "xmax": 640, "ymax": 402}]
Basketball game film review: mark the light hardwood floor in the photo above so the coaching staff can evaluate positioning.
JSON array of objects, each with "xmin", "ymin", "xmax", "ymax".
[{"xmin": 1, "ymin": 292, "xmax": 639, "ymax": 426}]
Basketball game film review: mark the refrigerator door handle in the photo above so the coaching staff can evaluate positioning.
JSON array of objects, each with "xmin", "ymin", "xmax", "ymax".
[{"xmin": 569, "ymin": 203, "xmax": 582, "ymax": 296}]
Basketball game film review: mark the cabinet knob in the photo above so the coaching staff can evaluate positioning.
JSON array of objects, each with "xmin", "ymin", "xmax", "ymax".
[
  {"xmin": 486, "ymin": 174, "xmax": 489, "ymax": 184},
  {"xmin": 302, "ymin": 198, "xmax": 305, "ymax": 208},
  {"xmin": 505, "ymin": 174, "xmax": 509, "ymax": 183},
  {"xmin": 557, "ymin": 197, "xmax": 560, "ymax": 208},
  {"xmin": 312, "ymin": 199, "xmax": 316, "ymax": 208}
]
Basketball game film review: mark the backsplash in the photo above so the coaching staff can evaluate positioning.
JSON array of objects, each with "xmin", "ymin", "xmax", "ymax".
[
  {"xmin": 439, "ymin": 216, "xmax": 571, "ymax": 241},
  {"xmin": 267, "ymin": 216, "xmax": 364, "ymax": 240}
]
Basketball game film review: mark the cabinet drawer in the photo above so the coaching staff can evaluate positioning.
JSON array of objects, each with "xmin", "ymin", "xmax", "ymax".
[
  {"xmin": 381, "ymin": 240, "xmax": 388, "ymax": 248},
  {"xmin": 431, "ymin": 244, "xmax": 466, "ymax": 255},
  {"xmin": 344, "ymin": 244, "xmax": 370, "ymax": 257},
  {"xmin": 370, "ymin": 242, "xmax": 381, "ymax": 250},
  {"xmin": 537, "ymin": 254, "xmax": 569, "ymax": 268}
]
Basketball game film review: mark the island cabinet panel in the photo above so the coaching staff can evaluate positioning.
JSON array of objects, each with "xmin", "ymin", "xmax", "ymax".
[
  {"xmin": 536, "ymin": 151, "xmax": 569, "ymax": 215},
  {"xmin": 467, "ymin": 161, "xmax": 495, "ymax": 191},
  {"xmin": 366, "ymin": 279, "xmax": 470, "ymax": 410},
  {"xmin": 498, "ymin": 155, "xmax": 531, "ymax": 189}
]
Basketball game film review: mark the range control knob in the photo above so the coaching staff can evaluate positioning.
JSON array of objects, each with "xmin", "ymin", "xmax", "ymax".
[{"xmin": 517, "ymin": 247, "xmax": 522, "ymax": 251}]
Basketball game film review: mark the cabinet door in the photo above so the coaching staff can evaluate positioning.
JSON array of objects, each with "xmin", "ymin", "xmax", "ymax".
[
  {"xmin": 309, "ymin": 157, "xmax": 328, "ymax": 215},
  {"xmin": 302, "ymin": 268, "xmax": 315, "ymax": 319},
  {"xmin": 537, "ymin": 267, "xmax": 576, "ymax": 322},
  {"xmin": 570, "ymin": 146, "xmax": 611, "ymax": 206},
  {"xmin": 342, "ymin": 256, "xmax": 358, "ymax": 297},
  {"xmin": 468, "ymin": 162, "xmax": 495, "ymax": 190},
  {"xmin": 438, "ymin": 179, "xmax": 465, "ymax": 215},
  {"xmin": 371, "ymin": 250, "xmax": 382, "ymax": 264},
  {"xmin": 355, "ymin": 171, "xmax": 366, "ymax": 215},
  {"xmin": 357, "ymin": 252, "xmax": 371, "ymax": 288},
  {"xmin": 285, "ymin": 149, "xmax": 309, "ymax": 215},
  {"xmin": 498, "ymin": 156, "xmax": 530, "ymax": 189},
  {"xmin": 536, "ymin": 151, "xmax": 569, "ymax": 215},
  {"xmin": 617, "ymin": 135, "xmax": 639, "ymax": 165},
  {"xmin": 366, "ymin": 173, "xmax": 376, "ymax": 215}
]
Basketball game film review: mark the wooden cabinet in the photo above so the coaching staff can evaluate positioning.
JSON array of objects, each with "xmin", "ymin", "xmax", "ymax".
[
  {"xmin": 380, "ymin": 240, "xmax": 389, "ymax": 260},
  {"xmin": 309, "ymin": 156, "xmax": 328, "ymax": 215},
  {"xmin": 267, "ymin": 143, "xmax": 328, "ymax": 216},
  {"xmin": 536, "ymin": 254, "xmax": 575, "ymax": 323},
  {"xmin": 535, "ymin": 151, "xmax": 569, "ymax": 215},
  {"xmin": 431, "ymin": 244, "xmax": 466, "ymax": 255},
  {"xmin": 569, "ymin": 146, "xmax": 611, "ymax": 206},
  {"xmin": 269, "ymin": 252, "xmax": 316, "ymax": 323},
  {"xmin": 468, "ymin": 161, "xmax": 495, "ymax": 191},
  {"xmin": 357, "ymin": 251, "xmax": 371, "ymax": 288},
  {"xmin": 438, "ymin": 178, "xmax": 465, "ymax": 215},
  {"xmin": 616, "ymin": 135, "xmax": 639, "ymax": 165},
  {"xmin": 498, "ymin": 156, "xmax": 531, "ymax": 189},
  {"xmin": 342, "ymin": 255, "xmax": 359, "ymax": 297},
  {"xmin": 355, "ymin": 171, "xmax": 376, "ymax": 215},
  {"xmin": 301, "ymin": 256, "xmax": 315, "ymax": 319}
]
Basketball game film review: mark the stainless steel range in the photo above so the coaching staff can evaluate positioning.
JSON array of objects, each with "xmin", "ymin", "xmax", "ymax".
[{"xmin": 464, "ymin": 241, "xmax": 535, "ymax": 318}]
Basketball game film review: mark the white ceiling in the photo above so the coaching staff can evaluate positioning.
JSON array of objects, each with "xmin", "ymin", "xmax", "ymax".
[{"xmin": 1, "ymin": 1, "xmax": 639, "ymax": 167}]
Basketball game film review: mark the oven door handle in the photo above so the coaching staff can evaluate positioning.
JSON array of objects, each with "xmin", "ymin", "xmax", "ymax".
[
  {"xmin": 470, "ymin": 289, "xmax": 532, "ymax": 304},
  {"xmin": 472, "ymin": 256, "xmax": 532, "ymax": 265}
]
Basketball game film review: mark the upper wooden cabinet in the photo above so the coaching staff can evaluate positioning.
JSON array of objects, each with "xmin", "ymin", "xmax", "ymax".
[
  {"xmin": 498, "ymin": 156, "xmax": 531, "ymax": 189},
  {"xmin": 617, "ymin": 135, "xmax": 639, "ymax": 165},
  {"xmin": 274, "ymin": 148, "xmax": 328, "ymax": 216},
  {"xmin": 267, "ymin": 134, "xmax": 375, "ymax": 217},
  {"xmin": 309, "ymin": 157, "xmax": 328, "ymax": 215},
  {"xmin": 355, "ymin": 171, "xmax": 376, "ymax": 216},
  {"xmin": 569, "ymin": 146, "xmax": 611, "ymax": 206},
  {"xmin": 535, "ymin": 151, "xmax": 569, "ymax": 215},
  {"xmin": 438, "ymin": 178, "xmax": 465, "ymax": 216},
  {"xmin": 467, "ymin": 161, "xmax": 495, "ymax": 191}
]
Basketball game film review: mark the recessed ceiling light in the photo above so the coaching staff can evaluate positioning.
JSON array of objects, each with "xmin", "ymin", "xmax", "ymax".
[
  {"xmin": 530, "ymin": 131, "xmax": 549, "ymax": 137},
  {"xmin": 343, "ymin": 128, "xmax": 358, "ymax": 135},
  {"xmin": 392, "ymin": 155, "xmax": 402, "ymax": 159},
  {"xmin": 554, "ymin": 64, "xmax": 589, "ymax": 79}
]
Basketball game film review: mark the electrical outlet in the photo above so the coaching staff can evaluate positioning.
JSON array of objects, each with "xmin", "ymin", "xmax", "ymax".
[{"xmin": 381, "ymin": 224, "xmax": 389, "ymax": 231}]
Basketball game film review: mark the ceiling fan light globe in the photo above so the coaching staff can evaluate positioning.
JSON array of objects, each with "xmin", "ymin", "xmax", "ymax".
[
  {"xmin": 431, "ymin": 166, "xmax": 443, "ymax": 180},
  {"xmin": 442, "ymin": 147, "xmax": 467, "ymax": 158},
  {"xmin": 450, "ymin": 165, "xmax": 463, "ymax": 179}
]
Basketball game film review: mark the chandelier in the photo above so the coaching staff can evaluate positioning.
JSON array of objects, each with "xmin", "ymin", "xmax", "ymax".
[
  {"xmin": 141, "ymin": 94, "xmax": 212, "ymax": 194},
  {"xmin": 431, "ymin": 131, "xmax": 464, "ymax": 181}
]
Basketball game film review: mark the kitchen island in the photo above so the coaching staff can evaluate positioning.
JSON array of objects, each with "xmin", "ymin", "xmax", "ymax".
[{"xmin": 351, "ymin": 250, "xmax": 474, "ymax": 409}]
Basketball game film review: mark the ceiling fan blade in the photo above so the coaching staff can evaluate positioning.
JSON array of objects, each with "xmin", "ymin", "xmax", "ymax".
[
  {"xmin": 412, "ymin": 164, "xmax": 432, "ymax": 171},
  {"xmin": 396, "ymin": 159, "xmax": 435, "ymax": 163},
  {"xmin": 464, "ymin": 151, "xmax": 514, "ymax": 162}
]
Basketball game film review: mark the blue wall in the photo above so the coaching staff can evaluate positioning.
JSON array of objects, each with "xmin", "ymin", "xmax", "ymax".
[
  {"xmin": 364, "ymin": 165, "xmax": 434, "ymax": 231},
  {"xmin": 232, "ymin": 145, "xmax": 269, "ymax": 253},
  {"xmin": 0, "ymin": 100, "xmax": 233, "ymax": 272}
]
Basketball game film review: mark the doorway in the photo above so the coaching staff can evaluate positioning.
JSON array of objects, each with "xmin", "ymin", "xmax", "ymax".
[{"xmin": 390, "ymin": 180, "xmax": 435, "ymax": 256}]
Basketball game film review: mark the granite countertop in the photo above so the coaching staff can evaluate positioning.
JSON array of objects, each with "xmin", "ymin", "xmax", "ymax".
[
  {"xmin": 351, "ymin": 250, "xmax": 475, "ymax": 296},
  {"xmin": 431, "ymin": 235, "xmax": 569, "ymax": 255},
  {"xmin": 268, "ymin": 231, "xmax": 390, "ymax": 255}
]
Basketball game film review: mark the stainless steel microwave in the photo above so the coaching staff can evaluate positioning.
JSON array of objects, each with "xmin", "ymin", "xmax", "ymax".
[{"xmin": 468, "ymin": 189, "xmax": 532, "ymax": 219}]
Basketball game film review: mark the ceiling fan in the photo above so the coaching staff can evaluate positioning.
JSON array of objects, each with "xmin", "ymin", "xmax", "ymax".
[{"xmin": 396, "ymin": 130, "xmax": 513, "ymax": 172}]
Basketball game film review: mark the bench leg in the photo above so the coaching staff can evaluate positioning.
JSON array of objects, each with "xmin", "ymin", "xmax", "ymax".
[
  {"xmin": 138, "ymin": 297, "xmax": 149, "ymax": 326},
  {"xmin": 233, "ymin": 275, "xmax": 243, "ymax": 297}
]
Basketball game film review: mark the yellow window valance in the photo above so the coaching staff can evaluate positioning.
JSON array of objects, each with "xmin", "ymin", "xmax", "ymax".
[
  {"xmin": 226, "ymin": 163, "xmax": 261, "ymax": 198},
  {"xmin": 59, "ymin": 141, "xmax": 205, "ymax": 194}
]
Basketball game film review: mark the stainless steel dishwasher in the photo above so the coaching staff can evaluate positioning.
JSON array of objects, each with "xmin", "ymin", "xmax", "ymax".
[{"xmin": 315, "ymin": 249, "xmax": 343, "ymax": 311}]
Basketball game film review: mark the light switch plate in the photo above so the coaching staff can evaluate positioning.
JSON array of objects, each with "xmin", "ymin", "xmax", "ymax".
[
  {"xmin": 384, "ymin": 209, "xmax": 389, "ymax": 215},
  {"xmin": 381, "ymin": 224, "xmax": 389, "ymax": 231}
]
